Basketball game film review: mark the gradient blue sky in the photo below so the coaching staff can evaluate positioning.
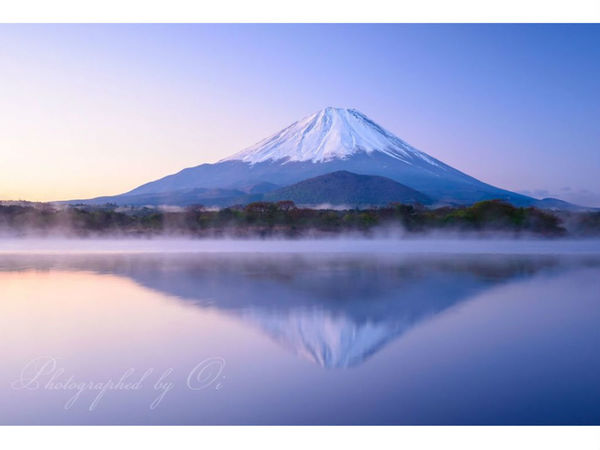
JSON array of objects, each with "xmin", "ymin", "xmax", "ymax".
[{"xmin": 1, "ymin": 24, "xmax": 599, "ymax": 205}]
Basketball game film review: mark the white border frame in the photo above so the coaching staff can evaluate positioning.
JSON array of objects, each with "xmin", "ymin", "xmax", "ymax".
[
  {"xmin": 0, "ymin": 0, "xmax": 599, "ymax": 22},
  {"xmin": 2, "ymin": 426, "xmax": 600, "ymax": 449},
  {"xmin": 1, "ymin": 3, "xmax": 599, "ymax": 447}
]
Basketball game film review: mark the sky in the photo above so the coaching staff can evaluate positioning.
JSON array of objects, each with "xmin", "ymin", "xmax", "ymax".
[{"xmin": 0, "ymin": 24, "xmax": 599, "ymax": 205}]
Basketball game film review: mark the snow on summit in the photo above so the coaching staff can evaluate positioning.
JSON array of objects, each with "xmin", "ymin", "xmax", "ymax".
[
  {"xmin": 75, "ymin": 106, "xmax": 542, "ymax": 206},
  {"xmin": 222, "ymin": 107, "xmax": 439, "ymax": 165}
]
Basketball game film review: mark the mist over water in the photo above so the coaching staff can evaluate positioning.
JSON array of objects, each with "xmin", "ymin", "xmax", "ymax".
[
  {"xmin": 2, "ymin": 237, "xmax": 600, "ymax": 255},
  {"xmin": 1, "ymin": 245, "xmax": 600, "ymax": 424}
]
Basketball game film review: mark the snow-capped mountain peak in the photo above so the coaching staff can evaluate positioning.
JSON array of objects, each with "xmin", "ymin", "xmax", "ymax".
[
  {"xmin": 222, "ymin": 107, "xmax": 439, "ymax": 165},
  {"xmin": 92, "ymin": 106, "xmax": 540, "ymax": 207}
]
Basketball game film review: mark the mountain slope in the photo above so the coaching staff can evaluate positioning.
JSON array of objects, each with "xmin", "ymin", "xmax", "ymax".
[
  {"xmin": 118, "ymin": 107, "xmax": 534, "ymax": 205},
  {"xmin": 69, "ymin": 187, "xmax": 252, "ymax": 207},
  {"xmin": 263, "ymin": 171, "xmax": 432, "ymax": 206},
  {"xmin": 223, "ymin": 107, "xmax": 443, "ymax": 165},
  {"xmin": 66, "ymin": 107, "xmax": 580, "ymax": 208}
]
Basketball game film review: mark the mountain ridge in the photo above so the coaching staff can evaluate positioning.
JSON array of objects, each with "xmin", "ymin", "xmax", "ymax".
[{"xmin": 63, "ymin": 107, "xmax": 588, "ymax": 210}]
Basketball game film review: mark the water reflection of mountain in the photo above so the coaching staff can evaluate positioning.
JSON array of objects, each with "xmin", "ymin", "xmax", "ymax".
[{"xmin": 3, "ymin": 253, "xmax": 598, "ymax": 368}]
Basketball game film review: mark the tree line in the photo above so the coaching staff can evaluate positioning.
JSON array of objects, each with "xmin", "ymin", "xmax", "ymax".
[{"xmin": 0, "ymin": 200, "xmax": 598, "ymax": 237}]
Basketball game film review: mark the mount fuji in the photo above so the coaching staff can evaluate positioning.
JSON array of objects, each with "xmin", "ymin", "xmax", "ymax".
[{"xmin": 72, "ymin": 107, "xmax": 574, "ymax": 208}]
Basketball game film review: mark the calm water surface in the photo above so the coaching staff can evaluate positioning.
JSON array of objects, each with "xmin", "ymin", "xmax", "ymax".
[{"xmin": 1, "ymin": 244, "xmax": 599, "ymax": 424}]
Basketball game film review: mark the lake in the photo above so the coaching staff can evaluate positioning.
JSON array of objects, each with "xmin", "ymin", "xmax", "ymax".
[{"xmin": 1, "ymin": 239, "xmax": 599, "ymax": 424}]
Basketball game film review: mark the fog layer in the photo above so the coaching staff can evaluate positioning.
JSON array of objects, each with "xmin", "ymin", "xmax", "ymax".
[{"xmin": 1, "ymin": 238, "xmax": 600, "ymax": 255}]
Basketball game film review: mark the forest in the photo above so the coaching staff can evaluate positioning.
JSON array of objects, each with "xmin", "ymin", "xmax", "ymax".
[{"xmin": 0, "ymin": 200, "xmax": 598, "ymax": 238}]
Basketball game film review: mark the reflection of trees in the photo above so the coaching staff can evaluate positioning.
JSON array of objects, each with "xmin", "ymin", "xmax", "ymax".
[{"xmin": 2, "ymin": 254, "xmax": 597, "ymax": 368}]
